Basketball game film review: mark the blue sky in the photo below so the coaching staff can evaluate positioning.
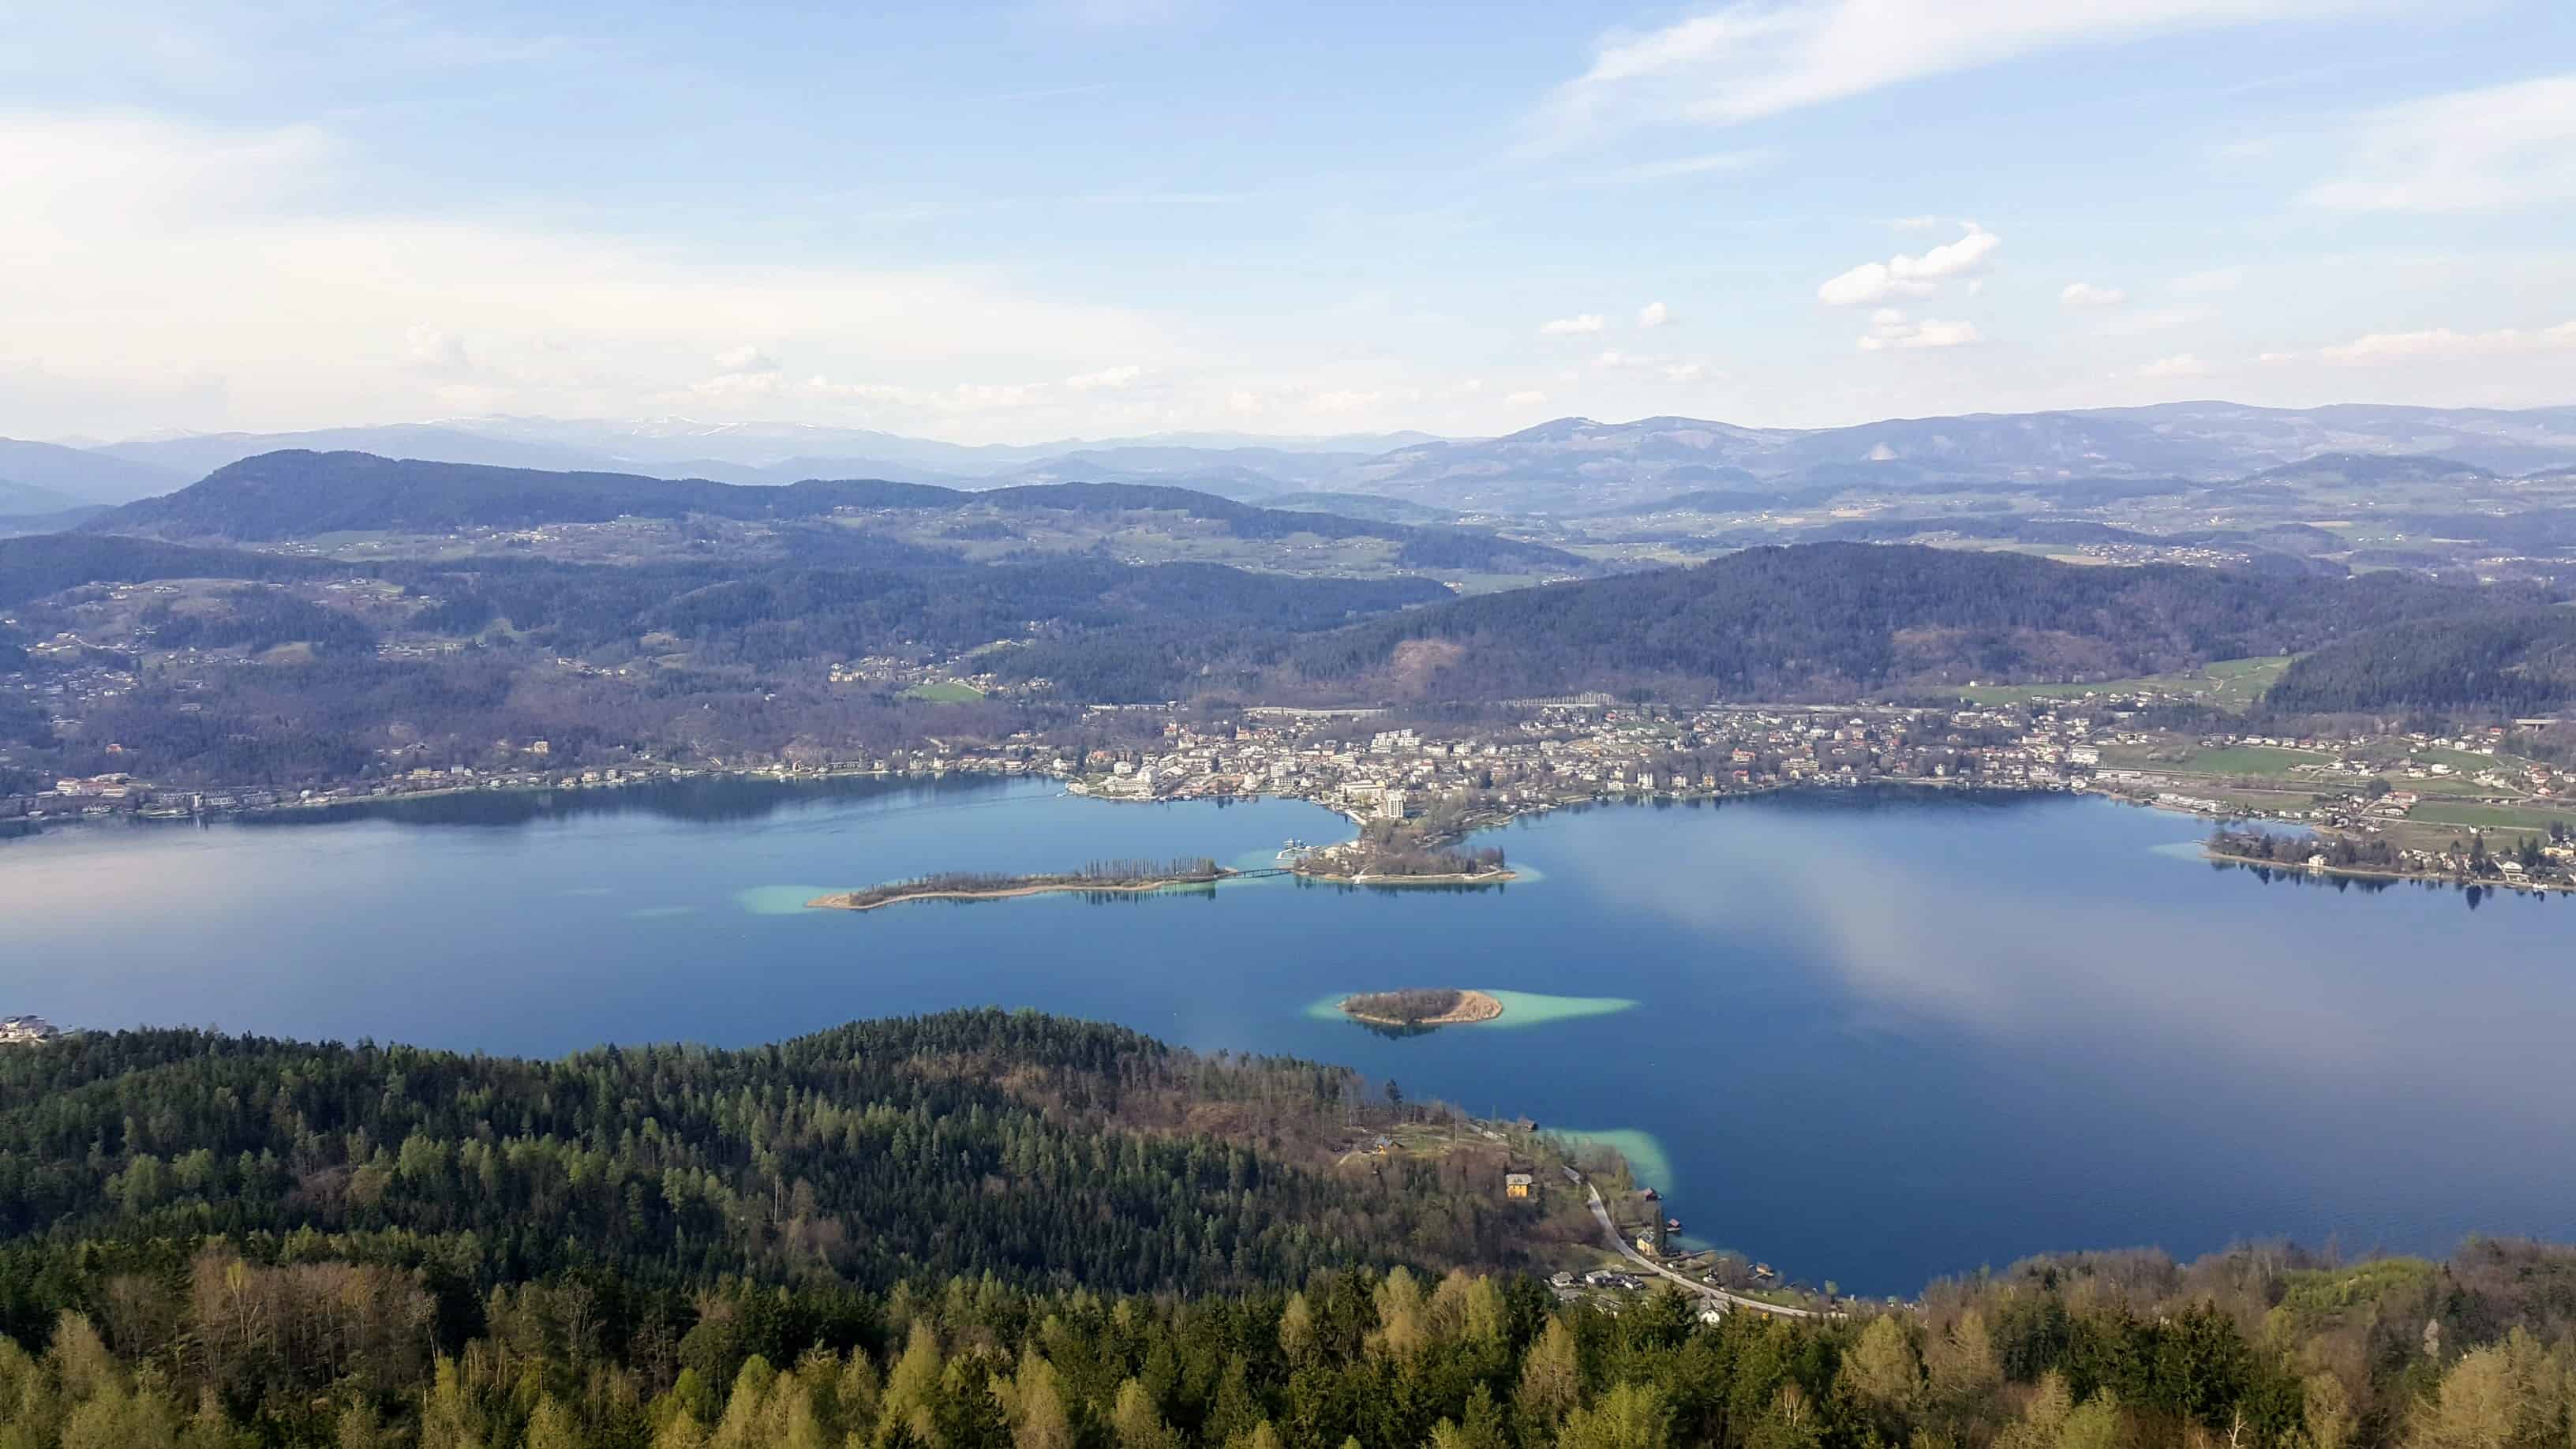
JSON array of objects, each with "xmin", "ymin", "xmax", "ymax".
[{"xmin": 2, "ymin": 0, "xmax": 2570, "ymax": 441}]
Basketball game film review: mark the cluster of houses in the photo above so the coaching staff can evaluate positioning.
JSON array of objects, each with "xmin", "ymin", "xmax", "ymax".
[
  {"xmin": 0, "ymin": 1014, "xmax": 60, "ymax": 1046},
  {"xmin": 1554, "ymin": 1270, "xmax": 1648, "ymax": 1293},
  {"xmin": 1064, "ymin": 702, "xmax": 2117, "ymax": 828}
]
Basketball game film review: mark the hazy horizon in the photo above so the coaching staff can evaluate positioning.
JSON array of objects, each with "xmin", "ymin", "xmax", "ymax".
[{"xmin": 36, "ymin": 395, "xmax": 2576, "ymax": 462}]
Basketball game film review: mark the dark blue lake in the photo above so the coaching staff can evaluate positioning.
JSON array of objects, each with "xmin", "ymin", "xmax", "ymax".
[{"xmin": 5, "ymin": 777, "xmax": 2568, "ymax": 1294}]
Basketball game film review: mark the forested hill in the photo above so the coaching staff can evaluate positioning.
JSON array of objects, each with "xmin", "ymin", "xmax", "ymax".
[
  {"xmin": 1275, "ymin": 543, "xmax": 2540, "ymax": 702},
  {"xmin": 87, "ymin": 451, "xmax": 953, "ymax": 537},
  {"xmin": 0, "ymin": 534, "xmax": 344, "ymax": 608},
  {"xmin": 9, "ymin": 1014, "xmax": 2576, "ymax": 1449},
  {"xmin": 2267, "ymin": 606, "xmax": 2576, "ymax": 713},
  {"xmin": 0, "ymin": 1010, "xmax": 1541, "ymax": 1312},
  {"xmin": 82, "ymin": 450, "xmax": 1586, "ymax": 572},
  {"xmin": 0, "ymin": 531, "xmax": 1452, "ymax": 785}
]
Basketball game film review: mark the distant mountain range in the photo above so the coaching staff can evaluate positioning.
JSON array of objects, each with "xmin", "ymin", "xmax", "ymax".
[
  {"xmin": 13, "ymin": 402, "xmax": 2575, "ymax": 514},
  {"xmin": 1347, "ymin": 406, "xmax": 2576, "ymax": 512},
  {"xmin": 0, "ymin": 438, "xmax": 192, "ymax": 509},
  {"xmin": 84, "ymin": 451, "xmax": 1589, "ymax": 577},
  {"xmin": 67, "ymin": 418, "xmax": 1440, "ymax": 500}
]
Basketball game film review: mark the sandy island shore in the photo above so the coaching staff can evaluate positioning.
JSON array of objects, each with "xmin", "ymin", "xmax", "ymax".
[
  {"xmin": 1339, "ymin": 989, "xmax": 1506, "ymax": 1028},
  {"xmin": 808, "ymin": 871, "xmax": 1232, "ymax": 913}
]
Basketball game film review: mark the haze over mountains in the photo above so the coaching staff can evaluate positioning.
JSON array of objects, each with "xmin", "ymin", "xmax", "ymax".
[{"xmin": 10, "ymin": 401, "xmax": 2575, "ymax": 516}]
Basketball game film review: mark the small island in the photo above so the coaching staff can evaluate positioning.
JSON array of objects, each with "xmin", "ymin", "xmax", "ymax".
[
  {"xmin": 1338, "ymin": 988, "xmax": 1506, "ymax": 1029},
  {"xmin": 809, "ymin": 857, "xmax": 1230, "ymax": 913},
  {"xmin": 1293, "ymin": 824, "xmax": 1515, "ymax": 886}
]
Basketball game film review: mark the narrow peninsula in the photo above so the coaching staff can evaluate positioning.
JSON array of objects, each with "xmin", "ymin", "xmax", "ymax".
[
  {"xmin": 809, "ymin": 857, "xmax": 1230, "ymax": 913},
  {"xmin": 1338, "ymin": 988, "xmax": 1505, "ymax": 1029}
]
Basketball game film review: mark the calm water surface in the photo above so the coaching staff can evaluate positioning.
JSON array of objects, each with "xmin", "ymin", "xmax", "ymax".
[{"xmin": 5, "ymin": 777, "xmax": 2568, "ymax": 1294}]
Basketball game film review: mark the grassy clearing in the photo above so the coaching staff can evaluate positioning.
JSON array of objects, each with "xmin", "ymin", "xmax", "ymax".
[
  {"xmin": 900, "ymin": 680, "xmax": 987, "ymax": 704},
  {"xmin": 1956, "ymin": 656, "xmax": 2290, "ymax": 712},
  {"xmin": 2181, "ymin": 745, "xmax": 2338, "ymax": 779},
  {"xmin": 2406, "ymin": 802, "xmax": 2573, "ymax": 835}
]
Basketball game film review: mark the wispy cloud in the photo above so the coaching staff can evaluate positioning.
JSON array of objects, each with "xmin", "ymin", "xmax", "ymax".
[
  {"xmin": 2060, "ymin": 282, "xmax": 2127, "ymax": 307},
  {"xmin": 2304, "ymin": 73, "xmax": 2576, "ymax": 212},
  {"xmin": 1532, "ymin": 0, "xmax": 2387, "ymax": 146},
  {"xmin": 1062, "ymin": 364, "xmax": 1145, "ymax": 391},
  {"xmin": 1538, "ymin": 313, "xmax": 1608, "ymax": 336},
  {"xmin": 1857, "ymin": 309, "xmax": 1979, "ymax": 351},
  {"xmin": 2313, "ymin": 320, "xmax": 2576, "ymax": 363},
  {"xmin": 1580, "ymin": 149, "xmax": 1776, "ymax": 185},
  {"xmin": 0, "ymin": 110, "xmax": 1178, "ymax": 436}
]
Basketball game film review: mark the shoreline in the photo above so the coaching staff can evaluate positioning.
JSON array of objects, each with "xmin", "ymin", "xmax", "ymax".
[
  {"xmin": 808, "ymin": 870, "xmax": 1234, "ymax": 913},
  {"xmin": 1339, "ymin": 989, "xmax": 1505, "ymax": 1028},
  {"xmin": 1294, "ymin": 867, "xmax": 1518, "ymax": 886},
  {"xmin": 2202, "ymin": 845, "xmax": 2570, "ymax": 893}
]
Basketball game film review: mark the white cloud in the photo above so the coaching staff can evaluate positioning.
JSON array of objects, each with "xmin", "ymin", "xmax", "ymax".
[
  {"xmin": 1819, "ymin": 266, "xmax": 1930, "ymax": 307},
  {"xmin": 712, "ymin": 343, "xmax": 778, "ymax": 373},
  {"xmin": 1535, "ymin": 0, "xmax": 2381, "ymax": 143},
  {"xmin": 0, "ymin": 110, "xmax": 1178, "ymax": 438},
  {"xmin": 1661, "ymin": 361, "xmax": 1707, "ymax": 382},
  {"xmin": 1638, "ymin": 300, "xmax": 1673, "ymax": 328},
  {"xmin": 2305, "ymin": 75, "xmax": 2576, "ymax": 212},
  {"xmin": 1818, "ymin": 223, "xmax": 1999, "ymax": 306},
  {"xmin": 1857, "ymin": 309, "xmax": 1979, "ymax": 351},
  {"xmin": 1062, "ymin": 364, "xmax": 1144, "ymax": 391},
  {"xmin": 2138, "ymin": 353, "xmax": 2210, "ymax": 377},
  {"xmin": 2060, "ymin": 282, "xmax": 2126, "ymax": 307},
  {"xmin": 405, "ymin": 324, "xmax": 472, "ymax": 370},
  {"xmin": 2170, "ymin": 266, "xmax": 2246, "ymax": 296},
  {"xmin": 1505, "ymin": 389, "xmax": 1550, "ymax": 405},
  {"xmin": 1538, "ymin": 313, "xmax": 1607, "ymax": 335},
  {"xmin": 2313, "ymin": 320, "xmax": 2576, "ymax": 364},
  {"xmin": 1593, "ymin": 350, "xmax": 1633, "ymax": 369}
]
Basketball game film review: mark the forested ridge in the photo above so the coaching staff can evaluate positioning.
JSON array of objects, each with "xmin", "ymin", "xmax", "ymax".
[
  {"xmin": 2267, "ymin": 608, "xmax": 2576, "ymax": 714},
  {"xmin": 12, "ymin": 525, "xmax": 2574, "ymax": 794},
  {"xmin": 82, "ymin": 453, "xmax": 1580, "ymax": 573},
  {"xmin": 1261, "ymin": 545, "xmax": 2544, "ymax": 704},
  {"xmin": 0, "ymin": 535, "xmax": 342, "ymax": 609},
  {"xmin": 0, "ymin": 1011, "xmax": 1537, "ymax": 1313},
  {"xmin": 6, "ymin": 1017, "xmax": 2576, "ymax": 1449},
  {"xmin": 0, "ymin": 534, "xmax": 1446, "ymax": 784}
]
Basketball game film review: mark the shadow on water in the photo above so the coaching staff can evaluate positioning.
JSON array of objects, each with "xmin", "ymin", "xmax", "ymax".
[
  {"xmin": 1347, "ymin": 1019, "xmax": 1440, "ymax": 1041},
  {"xmin": 236, "ymin": 774, "xmax": 996, "ymax": 832},
  {"xmin": 2207, "ymin": 856, "xmax": 2548, "ymax": 910}
]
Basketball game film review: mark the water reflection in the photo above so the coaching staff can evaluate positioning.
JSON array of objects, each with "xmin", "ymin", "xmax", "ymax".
[{"xmin": 6, "ymin": 777, "xmax": 2574, "ymax": 1294}]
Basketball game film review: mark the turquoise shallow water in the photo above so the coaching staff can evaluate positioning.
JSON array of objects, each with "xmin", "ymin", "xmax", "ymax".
[
  {"xmin": 5, "ymin": 776, "xmax": 2572, "ymax": 1294},
  {"xmin": 1300, "ymin": 989, "xmax": 1638, "ymax": 1027}
]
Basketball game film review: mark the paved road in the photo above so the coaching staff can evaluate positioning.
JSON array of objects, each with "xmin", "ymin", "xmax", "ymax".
[{"xmin": 1580, "ymin": 1181, "xmax": 1827, "ymax": 1320}]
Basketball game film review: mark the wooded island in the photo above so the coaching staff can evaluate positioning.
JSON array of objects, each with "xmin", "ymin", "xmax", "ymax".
[
  {"xmin": 1339, "ymin": 988, "xmax": 1506, "ymax": 1028},
  {"xmin": 808, "ymin": 856, "xmax": 1228, "ymax": 912}
]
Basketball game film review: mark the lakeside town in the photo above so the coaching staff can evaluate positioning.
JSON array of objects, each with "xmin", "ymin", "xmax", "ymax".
[{"xmin": 11, "ymin": 684, "xmax": 2574, "ymax": 891}]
